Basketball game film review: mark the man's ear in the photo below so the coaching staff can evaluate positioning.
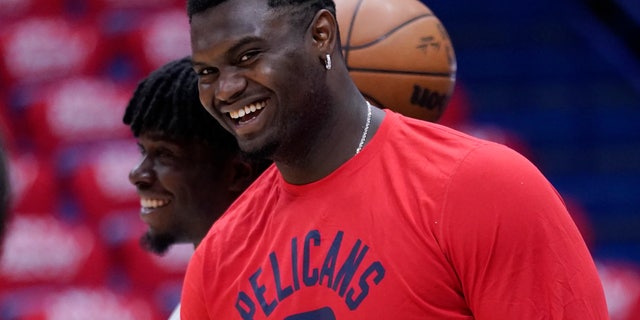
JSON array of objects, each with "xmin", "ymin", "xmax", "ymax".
[{"xmin": 310, "ymin": 9, "xmax": 338, "ymax": 55}]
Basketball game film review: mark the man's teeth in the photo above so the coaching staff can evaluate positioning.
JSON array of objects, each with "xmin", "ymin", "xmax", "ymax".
[
  {"xmin": 229, "ymin": 101, "xmax": 265, "ymax": 119},
  {"xmin": 140, "ymin": 198, "xmax": 170, "ymax": 209}
]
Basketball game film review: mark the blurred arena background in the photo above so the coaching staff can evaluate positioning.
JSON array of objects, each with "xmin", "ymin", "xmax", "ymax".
[{"xmin": 0, "ymin": 0, "xmax": 638, "ymax": 319}]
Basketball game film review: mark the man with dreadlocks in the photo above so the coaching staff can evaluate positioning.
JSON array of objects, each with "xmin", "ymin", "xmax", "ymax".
[
  {"xmin": 181, "ymin": 0, "xmax": 608, "ymax": 319},
  {"xmin": 123, "ymin": 56, "xmax": 270, "ymax": 319}
]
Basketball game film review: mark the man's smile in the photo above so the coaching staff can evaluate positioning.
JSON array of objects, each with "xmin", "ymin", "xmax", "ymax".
[
  {"xmin": 227, "ymin": 99, "xmax": 268, "ymax": 126},
  {"xmin": 140, "ymin": 197, "xmax": 172, "ymax": 214}
]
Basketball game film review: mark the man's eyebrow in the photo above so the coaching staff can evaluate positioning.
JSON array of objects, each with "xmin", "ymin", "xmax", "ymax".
[
  {"xmin": 227, "ymin": 36, "xmax": 264, "ymax": 54},
  {"xmin": 192, "ymin": 36, "xmax": 265, "ymax": 67},
  {"xmin": 191, "ymin": 61, "xmax": 207, "ymax": 69}
]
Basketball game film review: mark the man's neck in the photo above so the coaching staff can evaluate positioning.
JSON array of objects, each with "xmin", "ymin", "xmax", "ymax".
[{"xmin": 275, "ymin": 105, "xmax": 384, "ymax": 185}]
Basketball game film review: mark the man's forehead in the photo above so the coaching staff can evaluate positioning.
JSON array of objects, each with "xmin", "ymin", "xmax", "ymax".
[
  {"xmin": 190, "ymin": 5, "xmax": 291, "ymax": 60},
  {"xmin": 191, "ymin": 7, "xmax": 264, "ymax": 44},
  {"xmin": 190, "ymin": 0, "xmax": 293, "ymax": 33},
  {"xmin": 192, "ymin": 0, "xmax": 274, "ymax": 23}
]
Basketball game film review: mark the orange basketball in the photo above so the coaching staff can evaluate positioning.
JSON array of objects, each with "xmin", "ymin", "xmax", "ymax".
[{"xmin": 335, "ymin": 0, "xmax": 457, "ymax": 122}]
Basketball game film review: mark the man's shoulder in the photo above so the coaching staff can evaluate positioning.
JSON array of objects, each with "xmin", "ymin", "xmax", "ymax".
[
  {"xmin": 387, "ymin": 110, "xmax": 485, "ymax": 147},
  {"xmin": 381, "ymin": 110, "xmax": 540, "ymax": 187},
  {"xmin": 385, "ymin": 110, "xmax": 496, "ymax": 160}
]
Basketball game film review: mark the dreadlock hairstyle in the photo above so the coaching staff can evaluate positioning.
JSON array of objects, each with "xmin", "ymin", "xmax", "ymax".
[
  {"xmin": 123, "ymin": 56, "xmax": 238, "ymax": 155},
  {"xmin": 187, "ymin": 0, "xmax": 336, "ymax": 29}
]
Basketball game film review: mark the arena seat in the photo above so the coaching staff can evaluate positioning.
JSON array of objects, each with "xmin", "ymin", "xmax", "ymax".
[
  {"xmin": 0, "ymin": 286, "xmax": 163, "ymax": 320},
  {"xmin": 68, "ymin": 140, "xmax": 140, "ymax": 229},
  {"xmin": 7, "ymin": 152, "xmax": 59, "ymax": 215},
  {"xmin": 24, "ymin": 77, "xmax": 133, "ymax": 155},
  {"xmin": 0, "ymin": 215, "xmax": 109, "ymax": 291},
  {"xmin": 122, "ymin": 9, "xmax": 192, "ymax": 76},
  {"xmin": 0, "ymin": 17, "xmax": 104, "ymax": 86},
  {"xmin": 0, "ymin": 0, "xmax": 65, "ymax": 23}
]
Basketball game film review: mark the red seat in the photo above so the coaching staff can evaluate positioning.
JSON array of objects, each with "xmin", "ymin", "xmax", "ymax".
[
  {"xmin": 69, "ymin": 140, "xmax": 140, "ymax": 228},
  {"xmin": 7, "ymin": 152, "xmax": 59, "ymax": 215},
  {"xmin": 0, "ymin": 215, "xmax": 109, "ymax": 291},
  {"xmin": 0, "ymin": 17, "xmax": 105, "ymax": 86},
  {"xmin": 85, "ymin": 0, "xmax": 184, "ymax": 13},
  {"xmin": 0, "ymin": 105, "xmax": 16, "ymax": 153},
  {"xmin": 0, "ymin": 0, "xmax": 64, "ymax": 22},
  {"xmin": 123, "ymin": 9, "xmax": 192, "ymax": 76},
  {"xmin": 0, "ymin": 286, "xmax": 163, "ymax": 320},
  {"xmin": 24, "ymin": 77, "xmax": 133, "ymax": 155}
]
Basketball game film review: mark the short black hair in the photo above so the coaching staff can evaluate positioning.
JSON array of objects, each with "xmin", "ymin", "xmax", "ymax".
[
  {"xmin": 123, "ymin": 56, "xmax": 238, "ymax": 154},
  {"xmin": 187, "ymin": 0, "xmax": 336, "ymax": 26}
]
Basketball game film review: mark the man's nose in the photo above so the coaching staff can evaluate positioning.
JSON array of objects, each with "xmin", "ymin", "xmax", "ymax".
[
  {"xmin": 215, "ymin": 69, "xmax": 247, "ymax": 104},
  {"xmin": 128, "ymin": 155, "xmax": 154, "ymax": 189}
]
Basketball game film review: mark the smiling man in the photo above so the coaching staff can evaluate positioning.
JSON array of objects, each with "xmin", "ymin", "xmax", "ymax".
[
  {"xmin": 182, "ymin": 0, "xmax": 608, "ymax": 319},
  {"xmin": 124, "ymin": 57, "xmax": 260, "ymax": 256},
  {"xmin": 123, "ymin": 57, "xmax": 271, "ymax": 320}
]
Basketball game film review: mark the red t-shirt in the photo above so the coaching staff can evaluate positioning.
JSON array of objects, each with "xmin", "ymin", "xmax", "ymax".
[{"xmin": 181, "ymin": 110, "xmax": 608, "ymax": 319}]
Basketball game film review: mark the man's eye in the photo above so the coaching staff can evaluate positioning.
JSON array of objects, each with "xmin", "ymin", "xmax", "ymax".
[
  {"xmin": 197, "ymin": 67, "xmax": 218, "ymax": 76},
  {"xmin": 239, "ymin": 50, "xmax": 259, "ymax": 63}
]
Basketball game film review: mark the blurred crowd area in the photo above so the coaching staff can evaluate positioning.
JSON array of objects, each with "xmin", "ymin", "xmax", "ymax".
[
  {"xmin": 0, "ymin": 0, "xmax": 639, "ymax": 319},
  {"xmin": 0, "ymin": 0, "xmax": 196, "ymax": 319}
]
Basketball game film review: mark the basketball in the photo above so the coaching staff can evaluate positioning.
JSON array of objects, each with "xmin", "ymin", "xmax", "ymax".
[{"xmin": 335, "ymin": 0, "xmax": 457, "ymax": 122}]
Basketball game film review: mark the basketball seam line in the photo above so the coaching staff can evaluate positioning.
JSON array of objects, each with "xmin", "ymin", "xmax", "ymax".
[
  {"xmin": 347, "ymin": 67, "xmax": 451, "ymax": 77},
  {"xmin": 342, "ymin": 0, "xmax": 365, "ymax": 64},
  {"xmin": 344, "ymin": 14, "xmax": 435, "ymax": 51}
]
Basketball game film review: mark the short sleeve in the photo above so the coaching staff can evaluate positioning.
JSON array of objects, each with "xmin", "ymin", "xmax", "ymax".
[{"xmin": 439, "ymin": 143, "xmax": 608, "ymax": 319}]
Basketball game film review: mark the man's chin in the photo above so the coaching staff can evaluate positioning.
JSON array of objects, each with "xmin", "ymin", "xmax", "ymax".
[
  {"xmin": 242, "ymin": 138, "xmax": 278, "ymax": 161},
  {"xmin": 140, "ymin": 231, "xmax": 176, "ymax": 256}
]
